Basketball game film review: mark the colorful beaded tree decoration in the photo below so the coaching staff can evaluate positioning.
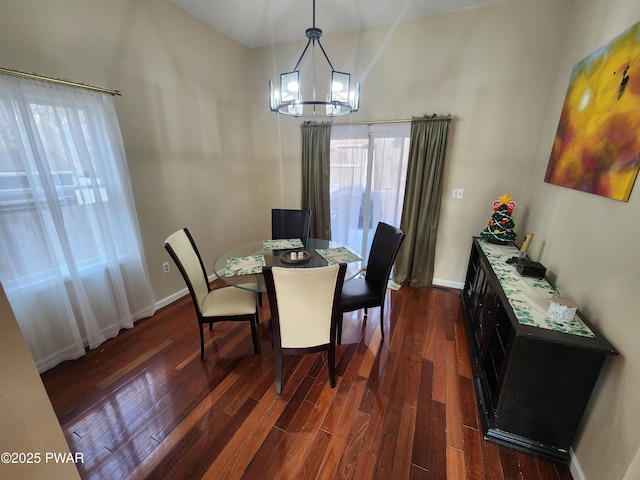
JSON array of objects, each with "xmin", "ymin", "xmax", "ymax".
[{"xmin": 480, "ymin": 193, "xmax": 517, "ymax": 244}]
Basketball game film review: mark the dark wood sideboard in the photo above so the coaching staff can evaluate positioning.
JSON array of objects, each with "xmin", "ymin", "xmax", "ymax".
[{"xmin": 460, "ymin": 237, "xmax": 618, "ymax": 463}]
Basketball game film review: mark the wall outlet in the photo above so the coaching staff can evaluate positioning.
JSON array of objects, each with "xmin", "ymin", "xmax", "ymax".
[
  {"xmin": 162, "ymin": 262, "xmax": 171, "ymax": 273},
  {"xmin": 452, "ymin": 188, "xmax": 464, "ymax": 199}
]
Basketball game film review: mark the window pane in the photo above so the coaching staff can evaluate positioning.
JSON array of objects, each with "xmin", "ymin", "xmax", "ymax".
[
  {"xmin": 0, "ymin": 86, "xmax": 139, "ymax": 286},
  {"xmin": 330, "ymin": 123, "xmax": 410, "ymax": 260}
]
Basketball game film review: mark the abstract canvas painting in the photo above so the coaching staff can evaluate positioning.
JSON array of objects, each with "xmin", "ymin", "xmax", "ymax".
[{"xmin": 545, "ymin": 21, "xmax": 640, "ymax": 202}]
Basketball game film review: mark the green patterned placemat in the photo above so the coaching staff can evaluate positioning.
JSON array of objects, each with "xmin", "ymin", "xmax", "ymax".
[
  {"xmin": 315, "ymin": 246, "xmax": 362, "ymax": 265},
  {"xmin": 263, "ymin": 238, "xmax": 304, "ymax": 250},
  {"xmin": 478, "ymin": 239, "xmax": 594, "ymax": 338},
  {"xmin": 225, "ymin": 255, "xmax": 265, "ymax": 277}
]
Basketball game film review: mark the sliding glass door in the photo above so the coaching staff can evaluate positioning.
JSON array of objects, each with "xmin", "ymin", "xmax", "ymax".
[{"xmin": 329, "ymin": 122, "xmax": 410, "ymax": 261}]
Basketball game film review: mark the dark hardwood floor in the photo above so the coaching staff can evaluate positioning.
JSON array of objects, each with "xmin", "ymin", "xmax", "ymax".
[{"xmin": 42, "ymin": 281, "xmax": 573, "ymax": 480}]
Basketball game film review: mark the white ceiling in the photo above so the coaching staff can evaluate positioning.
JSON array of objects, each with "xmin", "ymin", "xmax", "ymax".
[{"xmin": 169, "ymin": 0, "xmax": 507, "ymax": 48}]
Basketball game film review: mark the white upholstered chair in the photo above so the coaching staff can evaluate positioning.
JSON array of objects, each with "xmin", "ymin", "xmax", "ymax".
[
  {"xmin": 263, "ymin": 263, "xmax": 346, "ymax": 394},
  {"xmin": 164, "ymin": 228, "xmax": 260, "ymax": 362}
]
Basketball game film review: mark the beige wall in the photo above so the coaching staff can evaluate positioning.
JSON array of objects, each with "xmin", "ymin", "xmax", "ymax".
[
  {"xmin": 523, "ymin": 1, "xmax": 640, "ymax": 479},
  {"xmin": 1, "ymin": 0, "xmax": 638, "ymax": 478}
]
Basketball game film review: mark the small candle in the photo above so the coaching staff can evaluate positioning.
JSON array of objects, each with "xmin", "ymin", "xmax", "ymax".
[
  {"xmin": 520, "ymin": 233, "xmax": 534, "ymax": 254},
  {"xmin": 291, "ymin": 251, "xmax": 298, "ymax": 259}
]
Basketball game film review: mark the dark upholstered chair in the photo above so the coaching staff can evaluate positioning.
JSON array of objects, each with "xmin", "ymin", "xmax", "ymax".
[
  {"xmin": 164, "ymin": 228, "xmax": 260, "ymax": 361},
  {"xmin": 263, "ymin": 263, "xmax": 346, "ymax": 394},
  {"xmin": 338, "ymin": 222, "xmax": 405, "ymax": 344},
  {"xmin": 271, "ymin": 209, "xmax": 311, "ymax": 243}
]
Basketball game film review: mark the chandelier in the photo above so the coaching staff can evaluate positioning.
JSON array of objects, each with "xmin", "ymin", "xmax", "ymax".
[{"xmin": 269, "ymin": 0, "xmax": 360, "ymax": 118}]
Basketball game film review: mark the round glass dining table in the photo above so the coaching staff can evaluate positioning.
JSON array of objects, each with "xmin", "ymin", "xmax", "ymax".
[{"xmin": 213, "ymin": 238, "xmax": 363, "ymax": 293}]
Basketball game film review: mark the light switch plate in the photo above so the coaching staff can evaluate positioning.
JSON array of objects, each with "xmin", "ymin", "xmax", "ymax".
[{"xmin": 452, "ymin": 188, "xmax": 464, "ymax": 199}]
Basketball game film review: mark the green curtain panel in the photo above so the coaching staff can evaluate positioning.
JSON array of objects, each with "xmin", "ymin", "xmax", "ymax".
[
  {"xmin": 395, "ymin": 114, "xmax": 452, "ymax": 287},
  {"xmin": 301, "ymin": 121, "xmax": 333, "ymax": 240}
]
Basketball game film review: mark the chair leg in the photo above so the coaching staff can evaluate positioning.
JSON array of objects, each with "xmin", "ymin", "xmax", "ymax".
[
  {"xmin": 199, "ymin": 323, "xmax": 206, "ymax": 361},
  {"xmin": 209, "ymin": 323, "xmax": 213, "ymax": 331},
  {"xmin": 267, "ymin": 319, "xmax": 274, "ymax": 347},
  {"xmin": 364, "ymin": 307, "xmax": 368, "ymax": 317},
  {"xmin": 250, "ymin": 313, "xmax": 260, "ymax": 355},
  {"xmin": 328, "ymin": 344, "xmax": 336, "ymax": 388},
  {"xmin": 379, "ymin": 302, "xmax": 385, "ymax": 339},
  {"xmin": 337, "ymin": 314, "xmax": 343, "ymax": 345},
  {"xmin": 275, "ymin": 349, "xmax": 283, "ymax": 395}
]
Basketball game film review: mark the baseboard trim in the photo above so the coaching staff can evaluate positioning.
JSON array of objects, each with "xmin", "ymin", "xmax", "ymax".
[
  {"xmin": 432, "ymin": 278, "xmax": 464, "ymax": 290},
  {"xmin": 569, "ymin": 448, "xmax": 585, "ymax": 480},
  {"xmin": 154, "ymin": 274, "xmax": 218, "ymax": 311},
  {"xmin": 155, "ymin": 287, "xmax": 188, "ymax": 310}
]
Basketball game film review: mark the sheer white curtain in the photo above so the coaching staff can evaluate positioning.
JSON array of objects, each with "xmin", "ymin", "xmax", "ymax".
[
  {"xmin": 329, "ymin": 122, "xmax": 410, "ymax": 261},
  {"xmin": 0, "ymin": 74, "xmax": 155, "ymax": 372}
]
